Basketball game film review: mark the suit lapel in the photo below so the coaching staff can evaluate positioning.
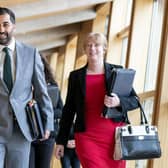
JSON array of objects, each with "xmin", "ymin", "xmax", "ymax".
[
  {"xmin": 104, "ymin": 62, "xmax": 115, "ymax": 93},
  {"xmin": 0, "ymin": 78, "xmax": 8, "ymax": 93},
  {"xmin": 11, "ymin": 41, "xmax": 22, "ymax": 93},
  {"xmin": 0, "ymin": 41, "xmax": 22, "ymax": 94},
  {"xmin": 0, "ymin": 69, "xmax": 8, "ymax": 93}
]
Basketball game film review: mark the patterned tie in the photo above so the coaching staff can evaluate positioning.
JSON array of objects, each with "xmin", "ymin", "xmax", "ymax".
[{"xmin": 3, "ymin": 47, "xmax": 13, "ymax": 93}]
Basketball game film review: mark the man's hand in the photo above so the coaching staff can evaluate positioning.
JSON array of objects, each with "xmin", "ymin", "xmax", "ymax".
[
  {"xmin": 40, "ymin": 130, "xmax": 50, "ymax": 141},
  {"xmin": 44, "ymin": 130, "xmax": 50, "ymax": 139}
]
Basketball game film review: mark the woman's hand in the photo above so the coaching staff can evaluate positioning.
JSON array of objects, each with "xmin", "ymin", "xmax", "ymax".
[
  {"xmin": 66, "ymin": 140, "xmax": 75, "ymax": 148},
  {"xmin": 104, "ymin": 93, "xmax": 120, "ymax": 108},
  {"xmin": 55, "ymin": 144, "xmax": 64, "ymax": 159}
]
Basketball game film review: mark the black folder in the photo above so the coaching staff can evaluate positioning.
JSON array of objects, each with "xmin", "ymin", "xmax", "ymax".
[
  {"xmin": 26, "ymin": 100, "xmax": 44, "ymax": 139},
  {"xmin": 103, "ymin": 68, "xmax": 136, "ymax": 119},
  {"xmin": 109, "ymin": 68, "xmax": 136, "ymax": 96}
]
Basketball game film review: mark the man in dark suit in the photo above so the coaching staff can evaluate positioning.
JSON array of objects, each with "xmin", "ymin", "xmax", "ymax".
[{"xmin": 0, "ymin": 7, "xmax": 54, "ymax": 168}]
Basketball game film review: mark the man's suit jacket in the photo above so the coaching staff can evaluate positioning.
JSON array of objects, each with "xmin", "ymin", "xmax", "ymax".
[
  {"xmin": 0, "ymin": 41, "xmax": 54, "ymax": 142},
  {"xmin": 57, "ymin": 62, "xmax": 139, "ymax": 145}
]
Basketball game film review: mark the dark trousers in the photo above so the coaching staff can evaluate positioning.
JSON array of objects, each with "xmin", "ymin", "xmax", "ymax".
[
  {"xmin": 29, "ymin": 138, "xmax": 55, "ymax": 168},
  {"xmin": 60, "ymin": 148, "xmax": 80, "ymax": 168}
]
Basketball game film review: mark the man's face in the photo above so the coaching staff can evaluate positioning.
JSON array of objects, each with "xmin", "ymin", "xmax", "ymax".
[{"xmin": 0, "ymin": 13, "xmax": 15, "ymax": 45}]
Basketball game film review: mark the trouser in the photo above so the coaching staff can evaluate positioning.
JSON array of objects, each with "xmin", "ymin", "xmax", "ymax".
[
  {"xmin": 29, "ymin": 138, "xmax": 55, "ymax": 168},
  {"xmin": 0, "ymin": 121, "xmax": 31, "ymax": 168},
  {"xmin": 60, "ymin": 148, "xmax": 80, "ymax": 168}
]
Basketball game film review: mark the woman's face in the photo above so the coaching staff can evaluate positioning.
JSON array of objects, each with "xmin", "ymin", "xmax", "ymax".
[{"xmin": 85, "ymin": 38, "xmax": 105, "ymax": 63}]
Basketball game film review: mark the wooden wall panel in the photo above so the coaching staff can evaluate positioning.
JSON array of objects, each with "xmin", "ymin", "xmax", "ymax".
[
  {"xmin": 56, "ymin": 46, "xmax": 66, "ymax": 89},
  {"xmin": 61, "ymin": 34, "xmax": 78, "ymax": 102},
  {"xmin": 127, "ymin": 0, "xmax": 153, "ymax": 93},
  {"xmin": 75, "ymin": 21, "xmax": 93, "ymax": 69},
  {"xmin": 49, "ymin": 52, "xmax": 58, "ymax": 79},
  {"xmin": 92, "ymin": 2, "xmax": 111, "ymax": 33},
  {"xmin": 106, "ymin": 0, "xmax": 129, "ymax": 64},
  {"xmin": 151, "ymin": 0, "xmax": 168, "ymax": 167},
  {"xmin": 75, "ymin": 3, "xmax": 111, "ymax": 69}
]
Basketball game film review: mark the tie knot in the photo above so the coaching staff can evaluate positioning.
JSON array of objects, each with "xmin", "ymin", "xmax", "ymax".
[{"xmin": 3, "ymin": 47, "xmax": 9, "ymax": 54}]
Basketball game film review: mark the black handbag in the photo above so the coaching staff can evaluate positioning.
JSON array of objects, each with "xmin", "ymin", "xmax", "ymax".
[
  {"xmin": 113, "ymin": 100, "xmax": 161, "ymax": 160},
  {"xmin": 25, "ymin": 100, "xmax": 44, "ymax": 139},
  {"xmin": 103, "ymin": 68, "xmax": 136, "ymax": 119}
]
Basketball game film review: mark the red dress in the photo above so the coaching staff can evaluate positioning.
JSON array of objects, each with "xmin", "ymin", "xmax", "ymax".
[{"xmin": 75, "ymin": 74, "xmax": 125, "ymax": 168}]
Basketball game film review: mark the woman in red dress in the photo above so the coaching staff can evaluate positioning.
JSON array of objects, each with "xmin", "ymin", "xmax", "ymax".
[{"xmin": 55, "ymin": 32, "xmax": 138, "ymax": 168}]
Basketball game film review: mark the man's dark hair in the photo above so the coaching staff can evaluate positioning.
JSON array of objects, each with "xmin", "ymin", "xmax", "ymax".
[{"xmin": 0, "ymin": 7, "xmax": 15, "ymax": 24}]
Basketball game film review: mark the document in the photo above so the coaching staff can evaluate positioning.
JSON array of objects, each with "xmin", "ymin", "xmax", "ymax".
[
  {"xmin": 103, "ymin": 68, "xmax": 136, "ymax": 119},
  {"xmin": 110, "ymin": 68, "xmax": 136, "ymax": 96}
]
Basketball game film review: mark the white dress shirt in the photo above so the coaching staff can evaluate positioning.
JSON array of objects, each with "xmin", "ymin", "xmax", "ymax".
[{"xmin": 0, "ymin": 37, "xmax": 16, "ymax": 82}]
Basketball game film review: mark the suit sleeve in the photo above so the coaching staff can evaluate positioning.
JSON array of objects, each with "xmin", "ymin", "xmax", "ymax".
[
  {"xmin": 56, "ymin": 72, "xmax": 76, "ymax": 145},
  {"xmin": 32, "ymin": 49, "xmax": 54, "ymax": 131},
  {"xmin": 118, "ymin": 88, "xmax": 139, "ymax": 114}
]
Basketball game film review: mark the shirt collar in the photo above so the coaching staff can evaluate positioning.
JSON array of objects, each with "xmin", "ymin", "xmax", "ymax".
[{"xmin": 0, "ymin": 37, "xmax": 16, "ymax": 52}]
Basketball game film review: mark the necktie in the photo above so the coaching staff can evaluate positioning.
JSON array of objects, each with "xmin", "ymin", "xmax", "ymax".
[{"xmin": 3, "ymin": 47, "xmax": 13, "ymax": 93}]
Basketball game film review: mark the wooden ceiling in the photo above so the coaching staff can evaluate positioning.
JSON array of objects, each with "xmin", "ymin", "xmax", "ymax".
[{"xmin": 2, "ymin": 0, "xmax": 111, "ymax": 53}]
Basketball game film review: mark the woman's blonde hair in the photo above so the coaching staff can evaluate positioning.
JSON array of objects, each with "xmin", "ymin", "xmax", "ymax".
[{"xmin": 83, "ymin": 32, "xmax": 108, "ymax": 53}]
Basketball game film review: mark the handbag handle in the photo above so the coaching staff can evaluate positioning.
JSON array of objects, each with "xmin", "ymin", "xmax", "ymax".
[{"xmin": 125, "ymin": 98, "xmax": 148, "ymax": 125}]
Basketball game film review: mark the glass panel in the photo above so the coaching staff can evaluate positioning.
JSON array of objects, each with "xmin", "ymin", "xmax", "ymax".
[
  {"xmin": 143, "ymin": 98, "xmax": 154, "ymax": 124},
  {"xmin": 144, "ymin": 0, "xmax": 162, "ymax": 91},
  {"xmin": 135, "ymin": 160, "xmax": 148, "ymax": 168},
  {"xmin": 120, "ymin": 0, "xmax": 132, "ymax": 66},
  {"xmin": 125, "ymin": 0, "xmax": 133, "ymax": 26},
  {"xmin": 105, "ymin": 15, "xmax": 110, "ymax": 36},
  {"xmin": 121, "ymin": 37, "xmax": 128, "ymax": 67}
]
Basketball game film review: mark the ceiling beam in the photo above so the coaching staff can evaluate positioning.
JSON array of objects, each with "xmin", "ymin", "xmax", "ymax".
[
  {"xmin": 37, "ymin": 37, "xmax": 67, "ymax": 51},
  {"xmin": 16, "ymin": 24, "xmax": 80, "ymax": 44},
  {"xmin": 15, "ymin": 8, "xmax": 96, "ymax": 34},
  {"xmin": 41, "ymin": 48, "xmax": 58, "ymax": 57},
  {"xmin": 0, "ymin": 0, "xmax": 38, "ymax": 7},
  {"xmin": 9, "ymin": 0, "xmax": 112, "ymax": 21}
]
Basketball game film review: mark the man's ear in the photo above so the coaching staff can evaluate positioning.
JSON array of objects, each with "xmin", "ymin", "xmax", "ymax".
[{"xmin": 13, "ymin": 24, "xmax": 16, "ymax": 32}]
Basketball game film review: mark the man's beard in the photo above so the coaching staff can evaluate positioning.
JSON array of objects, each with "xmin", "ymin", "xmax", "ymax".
[{"xmin": 0, "ymin": 32, "xmax": 12, "ymax": 45}]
